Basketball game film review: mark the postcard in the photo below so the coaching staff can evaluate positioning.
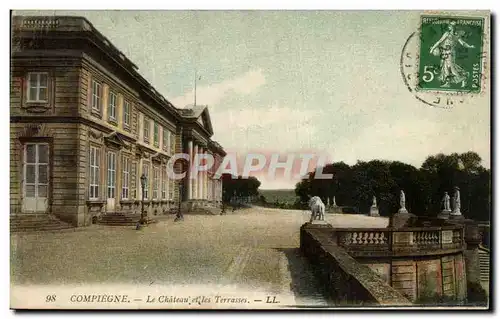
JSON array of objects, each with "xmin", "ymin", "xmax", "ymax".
[{"xmin": 10, "ymin": 10, "xmax": 491, "ymax": 310}]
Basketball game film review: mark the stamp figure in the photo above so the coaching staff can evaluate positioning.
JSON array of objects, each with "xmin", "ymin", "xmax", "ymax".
[{"xmin": 418, "ymin": 16, "xmax": 484, "ymax": 92}]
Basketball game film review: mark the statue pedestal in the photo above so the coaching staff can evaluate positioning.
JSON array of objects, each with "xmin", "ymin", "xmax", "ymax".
[
  {"xmin": 310, "ymin": 220, "xmax": 329, "ymax": 225},
  {"xmin": 369, "ymin": 206, "xmax": 380, "ymax": 217},
  {"xmin": 437, "ymin": 209, "xmax": 451, "ymax": 220},
  {"xmin": 398, "ymin": 208, "xmax": 408, "ymax": 214},
  {"xmin": 390, "ymin": 211, "xmax": 417, "ymax": 228},
  {"xmin": 449, "ymin": 213, "xmax": 465, "ymax": 220}
]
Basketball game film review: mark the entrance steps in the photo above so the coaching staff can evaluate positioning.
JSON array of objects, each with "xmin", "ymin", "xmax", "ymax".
[
  {"xmin": 182, "ymin": 200, "xmax": 223, "ymax": 215},
  {"xmin": 478, "ymin": 246, "xmax": 490, "ymax": 283},
  {"xmin": 188, "ymin": 205, "xmax": 223, "ymax": 215},
  {"xmin": 98, "ymin": 212, "xmax": 158, "ymax": 226},
  {"xmin": 10, "ymin": 214, "xmax": 74, "ymax": 232}
]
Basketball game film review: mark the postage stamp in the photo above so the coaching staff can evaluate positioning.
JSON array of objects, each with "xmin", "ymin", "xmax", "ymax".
[
  {"xmin": 417, "ymin": 16, "xmax": 485, "ymax": 93},
  {"xmin": 400, "ymin": 12, "xmax": 489, "ymax": 108}
]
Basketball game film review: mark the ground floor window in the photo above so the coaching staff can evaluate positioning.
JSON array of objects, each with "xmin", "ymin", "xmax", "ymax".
[
  {"xmin": 142, "ymin": 161, "xmax": 150, "ymax": 199},
  {"xmin": 23, "ymin": 143, "xmax": 50, "ymax": 212},
  {"xmin": 89, "ymin": 146, "xmax": 100, "ymax": 199},
  {"xmin": 169, "ymin": 179, "xmax": 174, "ymax": 200},
  {"xmin": 132, "ymin": 162, "xmax": 138, "ymax": 199},
  {"xmin": 107, "ymin": 152, "xmax": 116, "ymax": 199},
  {"xmin": 122, "ymin": 156, "xmax": 130, "ymax": 200},
  {"xmin": 161, "ymin": 166, "xmax": 167, "ymax": 199},
  {"xmin": 153, "ymin": 166, "xmax": 160, "ymax": 199}
]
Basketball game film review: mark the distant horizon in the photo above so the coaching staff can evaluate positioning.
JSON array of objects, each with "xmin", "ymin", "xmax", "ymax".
[{"xmin": 252, "ymin": 150, "xmax": 490, "ymax": 190}]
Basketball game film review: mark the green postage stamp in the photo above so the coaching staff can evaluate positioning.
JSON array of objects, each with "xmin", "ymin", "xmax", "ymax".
[{"xmin": 418, "ymin": 16, "xmax": 484, "ymax": 93}]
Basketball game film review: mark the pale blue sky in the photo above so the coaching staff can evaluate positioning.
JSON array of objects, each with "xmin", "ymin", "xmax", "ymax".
[{"xmin": 15, "ymin": 10, "xmax": 490, "ymax": 189}]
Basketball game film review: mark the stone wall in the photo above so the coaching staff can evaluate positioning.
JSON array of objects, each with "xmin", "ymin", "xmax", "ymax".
[
  {"xmin": 301, "ymin": 222, "xmax": 472, "ymax": 306},
  {"xmin": 300, "ymin": 223, "xmax": 412, "ymax": 306},
  {"xmin": 357, "ymin": 254, "xmax": 466, "ymax": 304}
]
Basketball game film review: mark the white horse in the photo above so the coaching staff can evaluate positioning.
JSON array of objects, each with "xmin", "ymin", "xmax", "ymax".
[{"xmin": 308, "ymin": 196, "xmax": 325, "ymax": 222}]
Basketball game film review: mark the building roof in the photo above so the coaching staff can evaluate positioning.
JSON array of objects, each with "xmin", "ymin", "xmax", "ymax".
[
  {"xmin": 12, "ymin": 15, "xmax": 180, "ymax": 120},
  {"xmin": 12, "ymin": 15, "xmax": 226, "ymax": 155},
  {"xmin": 179, "ymin": 104, "xmax": 207, "ymax": 118}
]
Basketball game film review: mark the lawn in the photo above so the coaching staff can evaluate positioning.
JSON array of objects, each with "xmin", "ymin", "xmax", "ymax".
[{"xmin": 259, "ymin": 189, "xmax": 297, "ymax": 204}]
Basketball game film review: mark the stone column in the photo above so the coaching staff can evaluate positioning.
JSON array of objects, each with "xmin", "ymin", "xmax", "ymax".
[
  {"xmin": 214, "ymin": 180, "xmax": 217, "ymax": 202},
  {"xmin": 193, "ymin": 143, "xmax": 198, "ymax": 199},
  {"xmin": 209, "ymin": 179, "xmax": 212, "ymax": 201},
  {"xmin": 463, "ymin": 221, "xmax": 483, "ymax": 294},
  {"xmin": 448, "ymin": 219, "xmax": 486, "ymax": 303},
  {"xmin": 200, "ymin": 147, "xmax": 204, "ymax": 201},
  {"xmin": 218, "ymin": 180, "xmax": 220, "ymax": 201},
  {"xmin": 197, "ymin": 146, "xmax": 203, "ymax": 199},
  {"xmin": 187, "ymin": 139, "xmax": 193, "ymax": 200},
  {"xmin": 203, "ymin": 149, "xmax": 208, "ymax": 201},
  {"xmin": 218, "ymin": 180, "xmax": 222, "ymax": 201},
  {"xmin": 207, "ymin": 177, "xmax": 211, "ymax": 201}
]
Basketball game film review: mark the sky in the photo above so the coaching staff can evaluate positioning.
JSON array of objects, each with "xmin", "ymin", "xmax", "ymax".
[{"xmin": 14, "ymin": 10, "xmax": 491, "ymax": 189}]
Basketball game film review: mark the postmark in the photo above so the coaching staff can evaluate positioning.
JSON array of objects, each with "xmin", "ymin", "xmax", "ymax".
[{"xmin": 400, "ymin": 13, "xmax": 489, "ymax": 108}]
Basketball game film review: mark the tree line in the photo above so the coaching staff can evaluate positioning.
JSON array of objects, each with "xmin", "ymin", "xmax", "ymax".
[
  {"xmin": 221, "ymin": 173, "xmax": 261, "ymax": 203},
  {"xmin": 294, "ymin": 152, "xmax": 491, "ymax": 221}
]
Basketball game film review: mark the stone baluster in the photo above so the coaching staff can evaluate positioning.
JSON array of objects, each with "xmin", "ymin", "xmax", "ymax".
[
  {"xmin": 368, "ymin": 233, "xmax": 374, "ymax": 244},
  {"xmin": 351, "ymin": 232, "xmax": 358, "ymax": 244}
]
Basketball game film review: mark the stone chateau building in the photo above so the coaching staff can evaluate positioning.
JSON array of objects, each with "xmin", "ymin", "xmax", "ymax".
[{"xmin": 10, "ymin": 15, "xmax": 226, "ymax": 227}]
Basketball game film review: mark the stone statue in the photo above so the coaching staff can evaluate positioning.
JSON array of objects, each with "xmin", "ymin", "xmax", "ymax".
[
  {"xmin": 332, "ymin": 196, "xmax": 337, "ymax": 207},
  {"xmin": 326, "ymin": 197, "xmax": 330, "ymax": 207},
  {"xmin": 369, "ymin": 195, "xmax": 379, "ymax": 217},
  {"xmin": 398, "ymin": 190, "xmax": 408, "ymax": 213},
  {"xmin": 442, "ymin": 192, "xmax": 451, "ymax": 211},
  {"xmin": 451, "ymin": 187, "xmax": 461, "ymax": 215},
  {"xmin": 309, "ymin": 196, "xmax": 325, "ymax": 222}
]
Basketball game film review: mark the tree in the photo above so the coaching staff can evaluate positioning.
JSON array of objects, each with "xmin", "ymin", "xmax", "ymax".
[
  {"xmin": 295, "ymin": 174, "xmax": 312, "ymax": 204},
  {"xmin": 293, "ymin": 151, "xmax": 490, "ymax": 221},
  {"xmin": 351, "ymin": 160, "xmax": 397, "ymax": 216},
  {"xmin": 222, "ymin": 174, "xmax": 262, "ymax": 204}
]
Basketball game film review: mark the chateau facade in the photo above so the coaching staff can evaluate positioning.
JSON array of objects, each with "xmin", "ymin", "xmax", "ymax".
[{"xmin": 10, "ymin": 16, "xmax": 225, "ymax": 227}]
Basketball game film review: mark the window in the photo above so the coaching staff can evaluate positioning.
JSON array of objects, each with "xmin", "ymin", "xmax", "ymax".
[
  {"xmin": 169, "ymin": 179, "xmax": 174, "ymax": 200},
  {"xmin": 123, "ymin": 101, "xmax": 131, "ymax": 127},
  {"xmin": 23, "ymin": 143, "xmax": 49, "ymax": 199},
  {"xmin": 163, "ymin": 129, "xmax": 170, "ymax": 153},
  {"xmin": 132, "ymin": 162, "xmax": 138, "ymax": 199},
  {"xmin": 153, "ymin": 166, "xmax": 159, "ymax": 199},
  {"xmin": 107, "ymin": 152, "xmax": 116, "ymax": 199},
  {"xmin": 89, "ymin": 146, "xmax": 100, "ymax": 199},
  {"xmin": 161, "ymin": 167, "xmax": 167, "ymax": 199},
  {"xmin": 153, "ymin": 122, "xmax": 159, "ymax": 147},
  {"xmin": 134, "ymin": 113, "xmax": 138, "ymax": 135},
  {"xmin": 122, "ymin": 156, "xmax": 130, "ymax": 200},
  {"xmin": 170, "ymin": 133, "xmax": 175, "ymax": 154},
  {"xmin": 27, "ymin": 72, "xmax": 48, "ymax": 103},
  {"xmin": 142, "ymin": 162, "xmax": 149, "ymax": 199},
  {"xmin": 91, "ymin": 79, "xmax": 102, "ymax": 112},
  {"xmin": 143, "ymin": 117, "xmax": 150, "ymax": 143},
  {"xmin": 108, "ymin": 91, "xmax": 117, "ymax": 121}
]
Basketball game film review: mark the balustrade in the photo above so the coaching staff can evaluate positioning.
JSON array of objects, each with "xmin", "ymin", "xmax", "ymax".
[
  {"xmin": 336, "ymin": 225, "xmax": 464, "ymax": 255},
  {"xmin": 413, "ymin": 231, "xmax": 440, "ymax": 246}
]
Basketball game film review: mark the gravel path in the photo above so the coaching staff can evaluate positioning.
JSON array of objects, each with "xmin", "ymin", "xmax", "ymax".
[{"xmin": 11, "ymin": 208, "xmax": 388, "ymax": 307}]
